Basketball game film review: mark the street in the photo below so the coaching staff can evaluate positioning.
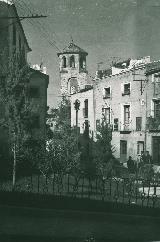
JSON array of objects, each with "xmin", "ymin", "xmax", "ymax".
[{"xmin": 0, "ymin": 205, "xmax": 160, "ymax": 241}]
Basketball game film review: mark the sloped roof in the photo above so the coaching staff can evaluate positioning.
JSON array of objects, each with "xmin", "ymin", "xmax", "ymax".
[
  {"xmin": 57, "ymin": 41, "xmax": 88, "ymax": 56},
  {"xmin": 0, "ymin": 1, "xmax": 31, "ymax": 52}
]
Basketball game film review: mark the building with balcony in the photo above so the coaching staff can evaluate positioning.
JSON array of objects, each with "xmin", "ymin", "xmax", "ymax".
[
  {"xmin": 70, "ymin": 56, "xmax": 160, "ymax": 164},
  {"xmin": 71, "ymin": 86, "xmax": 94, "ymax": 137}
]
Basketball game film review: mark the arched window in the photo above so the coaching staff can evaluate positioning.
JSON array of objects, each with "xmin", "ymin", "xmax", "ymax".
[
  {"xmin": 62, "ymin": 56, "xmax": 66, "ymax": 68},
  {"xmin": 68, "ymin": 78, "xmax": 78, "ymax": 94},
  {"xmin": 80, "ymin": 56, "xmax": 86, "ymax": 69},
  {"xmin": 70, "ymin": 55, "xmax": 75, "ymax": 68}
]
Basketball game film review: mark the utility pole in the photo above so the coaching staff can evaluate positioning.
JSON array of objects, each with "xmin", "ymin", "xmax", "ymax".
[
  {"xmin": 144, "ymin": 92, "xmax": 148, "ymax": 153},
  {"xmin": 0, "ymin": 15, "xmax": 47, "ymax": 32}
]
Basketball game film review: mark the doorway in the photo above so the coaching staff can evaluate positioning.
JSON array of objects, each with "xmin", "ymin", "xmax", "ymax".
[
  {"xmin": 152, "ymin": 137, "xmax": 160, "ymax": 164},
  {"xmin": 120, "ymin": 140, "xmax": 127, "ymax": 162}
]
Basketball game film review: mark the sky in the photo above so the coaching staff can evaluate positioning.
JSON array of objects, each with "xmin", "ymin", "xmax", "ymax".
[{"xmin": 14, "ymin": 0, "xmax": 160, "ymax": 108}]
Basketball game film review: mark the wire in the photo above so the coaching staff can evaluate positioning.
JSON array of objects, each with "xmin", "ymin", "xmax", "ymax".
[{"xmin": 14, "ymin": 0, "xmax": 62, "ymax": 52}]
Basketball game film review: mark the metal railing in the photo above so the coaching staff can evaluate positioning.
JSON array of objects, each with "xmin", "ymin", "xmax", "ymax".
[{"xmin": 1, "ymin": 174, "xmax": 160, "ymax": 208}]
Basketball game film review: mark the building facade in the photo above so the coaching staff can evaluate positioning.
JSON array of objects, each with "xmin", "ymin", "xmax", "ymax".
[
  {"xmin": 57, "ymin": 41, "xmax": 90, "ymax": 96},
  {"xmin": 70, "ymin": 56, "xmax": 160, "ymax": 164},
  {"xmin": 0, "ymin": 0, "xmax": 49, "ymax": 148}
]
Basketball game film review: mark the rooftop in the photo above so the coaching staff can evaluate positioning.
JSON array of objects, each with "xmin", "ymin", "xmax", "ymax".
[
  {"xmin": 57, "ymin": 41, "xmax": 88, "ymax": 56},
  {"xmin": 0, "ymin": 1, "xmax": 31, "ymax": 52}
]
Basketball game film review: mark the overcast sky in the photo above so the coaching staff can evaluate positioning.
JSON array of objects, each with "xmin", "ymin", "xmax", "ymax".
[{"xmin": 14, "ymin": 0, "xmax": 160, "ymax": 108}]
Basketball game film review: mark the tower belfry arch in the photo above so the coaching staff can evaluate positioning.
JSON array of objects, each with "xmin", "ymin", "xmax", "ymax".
[{"xmin": 57, "ymin": 41, "xmax": 88, "ymax": 97}]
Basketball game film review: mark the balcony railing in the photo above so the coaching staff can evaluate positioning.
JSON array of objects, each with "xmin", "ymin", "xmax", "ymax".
[
  {"xmin": 122, "ymin": 91, "xmax": 130, "ymax": 96},
  {"xmin": 103, "ymin": 94, "xmax": 111, "ymax": 99},
  {"xmin": 120, "ymin": 122, "xmax": 132, "ymax": 134}
]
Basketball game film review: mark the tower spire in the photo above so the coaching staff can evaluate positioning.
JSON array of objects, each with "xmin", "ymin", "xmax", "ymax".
[{"xmin": 70, "ymin": 35, "xmax": 74, "ymax": 44}]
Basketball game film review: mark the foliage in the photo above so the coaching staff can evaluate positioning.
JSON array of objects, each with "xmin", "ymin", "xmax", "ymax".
[
  {"xmin": 0, "ymin": 49, "xmax": 36, "ymax": 181},
  {"xmin": 50, "ymin": 96, "xmax": 71, "ymax": 130},
  {"xmin": 46, "ymin": 97, "xmax": 81, "ymax": 176},
  {"xmin": 0, "ymin": 50, "xmax": 32, "ymax": 147},
  {"xmin": 92, "ymin": 121, "xmax": 119, "ymax": 178},
  {"xmin": 47, "ymin": 100, "xmax": 118, "ymax": 179},
  {"xmin": 138, "ymin": 164, "xmax": 154, "ymax": 180},
  {"xmin": 17, "ymin": 139, "xmax": 46, "ymax": 176}
]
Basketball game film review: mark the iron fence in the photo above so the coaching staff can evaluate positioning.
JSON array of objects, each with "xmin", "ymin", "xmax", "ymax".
[{"xmin": 1, "ymin": 174, "xmax": 160, "ymax": 208}]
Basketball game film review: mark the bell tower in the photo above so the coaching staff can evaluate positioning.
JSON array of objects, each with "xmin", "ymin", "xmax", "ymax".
[{"xmin": 57, "ymin": 41, "xmax": 88, "ymax": 96}]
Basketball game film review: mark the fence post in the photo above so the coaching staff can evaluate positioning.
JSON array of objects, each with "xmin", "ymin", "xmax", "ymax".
[
  {"xmin": 30, "ymin": 174, "xmax": 33, "ymax": 192},
  {"xmin": 37, "ymin": 174, "xmax": 40, "ymax": 193},
  {"xmin": 45, "ymin": 175, "xmax": 48, "ymax": 193},
  {"xmin": 147, "ymin": 180, "xmax": 151, "ymax": 207},
  {"xmin": 52, "ymin": 173, "xmax": 55, "ymax": 195},
  {"xmin": 141, "ymin": 180, "xmax": 145, "ymax": 207},
  {"xmin": 67, "ymin": 174, "xmax": 70, "ymax": 195},
  {"xmin": 95, "ymin": 177, "xmax": 98, "ymax": 199},
  {"xmin": 122, "ymin": 179, "xmax": 125, "ymax": 204},
  {"xmin": 102, "ymin": 178, "xmax": 105, "ymax": 202},
  {"xmin": 88, "ymin": 178, "xmax": 90, "ymax": 199},
  {"xmin": 109, "ymin": 178, "xmax": 112, "ymax": 197},
  {"xmin": 152, "ymin": 185, "xmax": 157, "ymax": 208},
  {"xmin": 81, "ymin": 176, "xmax": 84, "ymax": 198}
]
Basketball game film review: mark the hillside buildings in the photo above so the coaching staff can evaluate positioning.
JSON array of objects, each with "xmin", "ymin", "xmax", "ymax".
[{"xmin": 58, "ymin": 42, "xmax": 160, "ymax": 164}]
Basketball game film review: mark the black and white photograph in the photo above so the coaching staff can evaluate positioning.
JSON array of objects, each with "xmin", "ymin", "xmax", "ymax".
[{"xmin": 1, "ymin": 0, "xmax": 160, "ymax": 241}]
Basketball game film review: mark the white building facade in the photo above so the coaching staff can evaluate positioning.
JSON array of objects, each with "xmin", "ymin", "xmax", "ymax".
[{"xmin": 70, "ymin": 57, "xmax": 160, "ymax": 164}]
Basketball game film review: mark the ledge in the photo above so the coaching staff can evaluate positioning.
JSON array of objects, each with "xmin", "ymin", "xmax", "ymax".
[
  {"xmin": 120, "ymin": 130, "xmax": 132, "ymax": 134},
  {"xmin": 148, "ymin": 129, "xmax": 160, "ymax": 133}
]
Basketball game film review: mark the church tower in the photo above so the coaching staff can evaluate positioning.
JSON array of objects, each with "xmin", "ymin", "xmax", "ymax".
[{"xmin": 57, "ymin": 41, "xmax": 88, "ymax": 96}]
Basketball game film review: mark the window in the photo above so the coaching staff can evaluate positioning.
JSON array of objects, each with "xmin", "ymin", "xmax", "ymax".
[
  {"xmin": 123, "ymin": 83, "xmax": 130, "ymax": 95},
  {"xmin": 124, "ymin": 105, "xmax": 130, "ymax": 123},
  {"xmin": 70, "ymin": 55, "xmax": 75, "ymax": 68},
  {"xmin": 154, "ymin": 100, "xmax": 160, "ymax": 119},
  {"xmin": 83, "ymin": 99, "xmax": 88, "ymax": 118},
  {"xmin": 62, "ymin": 56, "xmax": 66, "ymax": 68},
  {"xmin": 114, "ymin": 118, "xmax": 118, "ymax": 131},
  {"xmin": 29, "ymin": 87, "xmax": 40, "ymax": 98},
  {"xmin": 136, "ymin": 117, "xmax": 142, "ymax": 131},
  {"xmin": 80, "ymin": 56, "xmax": 86, "ymax": 69},
  {"xmin": 120, "ymin": 140, "xmax": 127, "ymax": 155},
  {"xmin": 137, "ymin": 141, "xmax": 144, "ymax": 155},
  {"xmin": 13, "ymin": 24, "xmax": 16, "ymax": 46},
  {"xmin": 103, "ymin": 87, "xmax": 110, "ymax": 99},
  {"xmin": 152, "ymin": 137, "xmax": 160, "ymax": 164},
  {"xmin": 31, "ymin": 114, "xmax": 40, "ymax": 129},
  {"xmin": 104, "ymin": 107, "xmax": 110, "ymax": 124}
]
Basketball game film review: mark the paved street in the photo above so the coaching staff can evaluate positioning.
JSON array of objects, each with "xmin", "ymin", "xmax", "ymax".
[{"xmin": 0, "ymin": 205, "xmax": 160, "ymax": 241}]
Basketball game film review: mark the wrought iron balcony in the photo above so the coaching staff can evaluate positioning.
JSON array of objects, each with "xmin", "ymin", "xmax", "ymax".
[
  {"xmin": 120, "ymin": 122, "xmax": 132, "ymax": 134},
  {"xmin": 122, "ymin": 91, "xmax": 130, "ymax": 96},
  {"xmin": 103, "ymin": 94, "xmax": 111, "ymax": 99}
]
